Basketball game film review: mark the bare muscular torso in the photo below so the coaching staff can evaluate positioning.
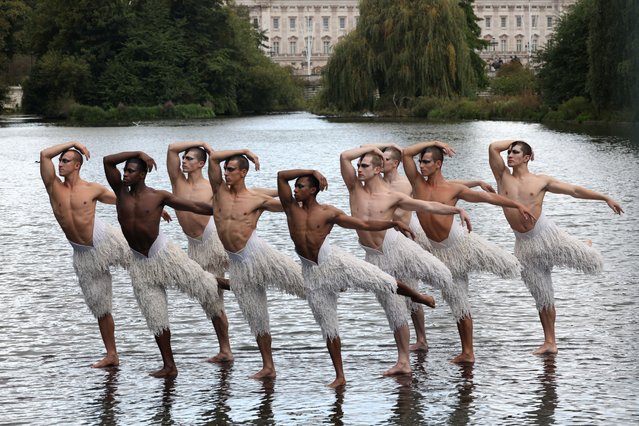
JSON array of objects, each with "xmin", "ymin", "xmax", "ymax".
[
  {"xmin": 497, "ymin": 172, "xmax": 546, "ymax": 233},
  {"xmin": 47, "ymin": 179, "xmax": 104, "ymax": 245},
  {"xmin": 286, "ymin": 203, "xmax": 339, "ymax": 263},
  {"xmin": 413, "ymin": 178, "xmax": 465, "ymax": 242},
  {"xmin": 213, "ymin": 187, "xmax": 271, "ymax": 253},
  {"xmin": 385, "ymin": 175, "xmax": 413, "ymax": 225},
  {"xmin": 116, "ymin": 187, "xmax": 167, "ymax": 256},
  {"xmin": 349, "ymin": 185, "xmax": 401, "ymax": 249},
  {"xmin": 172, "ymin": 177, "xmax": 213, "ymax": 238}
]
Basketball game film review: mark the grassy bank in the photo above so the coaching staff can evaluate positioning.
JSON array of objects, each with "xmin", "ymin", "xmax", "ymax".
[{"xmin": 67, "ymin": 102, "xmax": 215, "ymax": 125}]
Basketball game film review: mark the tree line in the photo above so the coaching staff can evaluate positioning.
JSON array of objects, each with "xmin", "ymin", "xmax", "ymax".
[{"xmin": 0, "ymin": 0, "xmax": 304, "ymax": 118}]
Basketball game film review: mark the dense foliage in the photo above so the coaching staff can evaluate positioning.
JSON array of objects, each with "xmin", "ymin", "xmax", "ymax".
[
  {"xmin": 19, "ymin": 0, "xmax": 303, "ymax": 117},
  {"xmin": 316, "ymin": 0, "xmax": 482, "ymax": 113},
  {"xmin": 536, "ymin": 0, "xmax": 638, "ymax": 119}
]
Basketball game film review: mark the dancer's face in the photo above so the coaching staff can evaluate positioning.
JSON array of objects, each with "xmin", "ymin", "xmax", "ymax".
[
  {"xmin": 123, "ymin": 162, "xmax": 145, "ymax": 186},
  {"xmin": 293, "ymin": 177, "xmax": 315, "ymax": 202},
  {"xmin": 181, "ymin": 150, "xmax": 204, "ymax": 173},
  {"xmin": 419, "ymin": 152, "xmax": 438, "ymax": 177},
  {"xmin": 507, "ymin": 145, "xmax": 528, "ymax": 167},
  {"xmin": 223, "ymin": 160, "xmax": 246, "ymax": 185},
  {"xmin": 357, "ymin": 154, "xmax": 380, "ymax": 181},
  {"xmin": 58, "ymin": 152, "xmax": 81, "ymax": 177},
  {"xmin": 382, "ymin": 152, "xmax": 398, "ymax": 174}
]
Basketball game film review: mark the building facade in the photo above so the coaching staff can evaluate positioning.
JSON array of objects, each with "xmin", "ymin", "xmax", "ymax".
[{"xmin": 236, "ymin": 0, "xmax": 576, "ymax": 74}]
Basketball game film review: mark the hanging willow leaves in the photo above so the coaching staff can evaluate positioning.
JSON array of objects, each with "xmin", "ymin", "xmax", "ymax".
[{"xmin": 319, "ymin": 0, "xmax": 480, "ymax": 111}]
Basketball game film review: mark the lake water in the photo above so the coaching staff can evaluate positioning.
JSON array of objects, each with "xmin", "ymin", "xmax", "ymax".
[{"xmin": 1, "ymin": 113, "xmax": 637, "ymax": 425}]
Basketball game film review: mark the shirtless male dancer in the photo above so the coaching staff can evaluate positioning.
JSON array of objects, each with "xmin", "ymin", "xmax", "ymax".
[
  {"xmin": 377, "ymin": 143, "xmax": 495, "ymax": 352},
  {"xmin": 205, "ymin": 147, "xmax": 305, "ymax": 380},
  {"xmin": 489, "ymin": 139, "xmax": 624, "ymax": 355},
  {"xmin": 278, "ymin": 169, "xmax": 437, "ymax": 386},
  {"xmin": 104, "ymin": 151, "xmax": 226, "ymax": 378},
  {"xmin": 340, "ymin": 145, "xmax": 471, "ymax": 375},
  {"xmin": 403, "ymin": 140, "xmax": 535, "ymax": 364},
  {"xmin": 40, "ymin": 141, "xmax": 130, "ymax": 368},
  {"xmin": 167, "ymin": 142, "xmax": 232, "ymax": 363}
]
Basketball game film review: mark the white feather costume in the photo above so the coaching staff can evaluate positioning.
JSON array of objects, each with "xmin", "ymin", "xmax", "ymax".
[
  {"xmin": 299, "ymin": 239, "xmax": 400, "ymax": 340},
  {"xmin": 128, "ymin": 232, "xmax": 222, "ymax": 336},
  {"xmin": 427, "ymin": 219, "xmax": 521, "ymax": 320},
  {"xmin": 514, "ymin": 213, "xmax": 603, "ymax": 311},
  {"xmin": 226, "ymin": 232, "xmax": 305, "ymax": 337},
  {"xmin": 70, "ymin": 217, "xmax": 130, "ymax": 319},
  {"xmin": 187, "ymin": 217, "xmax": 229, "ymax": 314}
]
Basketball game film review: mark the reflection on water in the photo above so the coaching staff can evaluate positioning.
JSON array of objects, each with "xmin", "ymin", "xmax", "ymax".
[
  {"xmin": 1, "ymin": 114, "xmax": 637, "ymax": 424},
  {"xmin": 528, "ymin": 355, "xmax": 558, "ymax": 426}
]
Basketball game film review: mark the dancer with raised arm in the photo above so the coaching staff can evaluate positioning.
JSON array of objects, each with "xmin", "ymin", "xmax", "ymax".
[
  {"xmin": 40, "ymin": 142, "xmax": 130, "ymax": 368},
  {"xmin": 402, "ymin": 140, "xmax": 535, "ymax": 364},
  {"xmin": 278, "ymin": 168, "xmax": 435, "ymax": 386},
  {"xmin": 206, "ymin": 147, "xmax": 305, "ymax": 380},
  {"xmin": 488, "ymin": 139, "xmax": 623, "ymax": 355},
  {"xmin": 340, "ymin": 145, "xmax": 470, "ymax": 375},
  {"xmin": 104, "ymin": 151, "xmax": 225, "ymax": 378}
]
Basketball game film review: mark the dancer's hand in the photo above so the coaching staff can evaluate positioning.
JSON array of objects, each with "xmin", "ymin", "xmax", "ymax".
[
  {"xmin": 395, "ymin": 221, "xmax": 416, "ymax": 240},
  {"xmin": 459, "ymin": 208, "xmax": 472, "ymax": 232}
]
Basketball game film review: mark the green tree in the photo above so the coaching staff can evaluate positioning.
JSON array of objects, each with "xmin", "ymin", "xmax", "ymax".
[
  {"xmin": 318, "ymin": 0, "xmax": 479, "ymax": 112},
  {"xmin": 536, "ymin": 0, "xmax": 593, "ymax": 107}
]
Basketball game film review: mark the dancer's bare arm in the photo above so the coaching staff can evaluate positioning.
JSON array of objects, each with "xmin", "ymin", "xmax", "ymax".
[
  {"xmin": 545, "ymin": 178, "xmax": 624, "ymax": 214},
  {"xmin": 333, "ymin": 211, "xmax": 415, "ymax": 239},
  {"xmin": 488, "ymin": 140, "xmax": 516, "ymax": 183},
  {"xmin": 163, "ymin": 191, "xmax": 214, "ymax": 215},
  {"xmin": 458, "ymin": 186, "xmax": 535, "ymax": 221},
  {"xmin": 451, "ymin": 179, "xmax": 496, "ymax": 193},
  {"xmin": 396, "ymin": 193, "xmax": 473, "ymax": 231},
  {"xmin": 340, "ymin": 146, "xmax": 384, "ymax": 190}
]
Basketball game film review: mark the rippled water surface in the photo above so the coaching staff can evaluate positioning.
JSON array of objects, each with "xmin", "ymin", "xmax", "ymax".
[{"xmin": 1, "ymin": 113, "xmax": 637, "ymax": 425}]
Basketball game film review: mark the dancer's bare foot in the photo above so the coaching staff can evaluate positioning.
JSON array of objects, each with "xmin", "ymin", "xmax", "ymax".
[
  {"xmin": 149, "ymin": 366, "xmax": 178, "ymax": 378},
  {"xmin": 206, "ymin": 351, "xmax": 234, "ymax": 364},
  {"xmin": 91, "ymin": 354, "xmax": 119, "ymax": 368},
  {"xmin": 383, "ymin": 362, "xmax": 412, "ymax": 376},
  {"xmin": 532, "ymin": 342, "xmax": 558, "ymax": 355},
  {"xmin": 411, "ymin": 293, "xmax": 436, "ymax": 309},
  {"xmin": 450, "ymin": 352, "xmax": 475, "ymax": 364},
  {"xmin": 327, "ymin": 377, "xmax": 346, "ymax": 388},
  {"xmin": 409, "ymin": 341, "xmax": 429, "ymax": 352},
  {"xmin": 250, "ymin": 367, "xmax": 276, "ymax": 380}
]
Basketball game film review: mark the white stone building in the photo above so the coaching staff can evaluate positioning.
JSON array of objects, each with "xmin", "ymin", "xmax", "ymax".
[{"xmin": 235, "ymin": 0, "xmax": 576, "ymax": 74}]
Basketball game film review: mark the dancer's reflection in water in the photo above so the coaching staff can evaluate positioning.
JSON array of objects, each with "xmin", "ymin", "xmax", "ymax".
[
  {"xmin": 389, "ymin": 374, "xmax": 425, "ymax": 425},
  {"xmin": 255, "ymin": 379, "xmax": 275, "ymax": 424},
  {"xmin": 151, "ymin": 377, "xmax": 176, "ymax": 425},
  {"xmin": 200, "ymin": 365, "xmax": 233, "ymax": 424},
  {"xmin": 96, "ymin": 368, "xmax": 119, "ymax": 426},
  {"xmin": 528, "ymin": 354, "xmax": 558, "ymax": 425},
  {"xmin": 329, "ymin": 386, "xmax": 345, "ymax": 425},
  {"xmin": 447, "ymin": 363, "xmax": 475, "ymax": 425}
]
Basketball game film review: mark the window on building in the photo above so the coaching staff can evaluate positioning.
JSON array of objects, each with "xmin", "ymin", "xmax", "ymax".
[
  {"xmin": 485, "ymin": 16, "xmax": 491, "ymax": 28},
  {"xmin": 500, "ymin": 38, "xmax": 507, "ymax": 52},
  {"xmin": 290, "ymin": 40, "xmax": 297, "ymax": 55},
  {"xmin": 322, "ymin": 16, "xmax": 329, "ymax": 31},
  {"xmin": 339, "ymin": 16, "xmax": 346, "ymax": 29},
  {"xmin": 532, "ymin": 38, "xmax": 538, "ymax": 51},
  {"xmin": 273, "ymin": 17, "xmax": 279, "ymax": 30},
  {"xmin": 516, "ymin": 16, "xmax": 522, "ymax": 28},
  {"xmin": 547, "ymin": 16, "xmax": 553, "ymax": 28},
  {"xmin": 306, "ymin": 17, "xmax": 313, "ymax": 30},
  {"xmin": 289, "ymin": 17, "xmax": 296, "ymax": 30},
  {"xmin": 272, "ymin": 41, "xmax": 280, "ymax": 55},
  {"xmin": 500, "ymin": 16, "xmax": 507, "ymax": 28},
  {"xmin": 532, "ymin": 15, "xmax": 538, "ymax": 28},
  {"xmin": 323, "ymin": 40, "xmax": 331, "ymax": 54},
  {"xmin": 516, "ymin": 38, "xmax": 522, "ymax": 52}
]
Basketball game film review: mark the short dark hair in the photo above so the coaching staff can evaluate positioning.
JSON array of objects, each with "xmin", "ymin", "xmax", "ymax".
[
  {"xmin": 186, "ymin": 147, "xmax": 207, "ymax": 162},
  {"xmin": 226, "ymin": 155, "xmax": 249, "ymax": 171},
  {"xmin": 360, "ymin": 152, "xmax": 383, "ymax": 168},
  {"xmin": 420, "ymin": 146, "xmax": 444, "ymax": 163},
  {"xmin": 125, "ymin": 157, "xmax": 147, "ymax": 174},
  {"xmin": 298, "ymin": 174, "xmax": 320, "ymax": 196},
  {"xmin": 60, "ymin": 149, "xmax": 84, "ymax": 166},
  {"xmin": 382, "ymin": 146, "xmax": 401, "ymax": 162},
  {"xmin": 509, "ymin": 141, "xmax": 533, "ymax": 157}
]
